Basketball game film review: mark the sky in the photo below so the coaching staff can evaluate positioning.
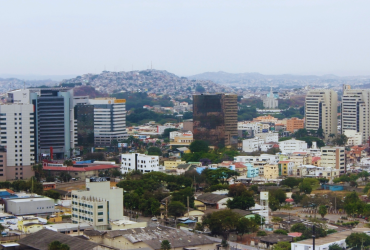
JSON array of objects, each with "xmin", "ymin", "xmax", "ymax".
[{"xmin": 0, "ymin": 0, "xmax": 370, "ymax": 78}]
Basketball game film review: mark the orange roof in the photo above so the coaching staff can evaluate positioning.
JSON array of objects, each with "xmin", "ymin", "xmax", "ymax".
[
  {"xmin": 312, "ymin": 157, "xmax": 321, "ymax": 162},
  {"xmin": 234, "ymin": 162, "xmax": 247, "ymax": 168},
  {"xmin": 279, "ymin": 161, "xmax": 291, "ymax": 163}
]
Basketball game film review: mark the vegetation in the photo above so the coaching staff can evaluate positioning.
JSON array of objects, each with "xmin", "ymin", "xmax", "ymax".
[
  {"xmin": 44, "ymin": 190, "xmax": 61, "ymax": 200},
  {"xmin": 147, "ymin": 147, "xmax": 162, "ymax": 156},
  {"xmin": 257, "ymin": 231, "xmax": 267, "ymax": 236},
  {"xmin": 345, "ymin": 233, "xmax": 370, "ymax": 250},
  {"xmin": 111, "ymin": 92, "xmax": 174, "ymax": 110},
  {"xmin": 160, "ymin": 240, "xmax": 172, "ymax": 250},
  {"xmin": 273, "ymin": 241, "xmax": 291, "ymax": 250},
  {"xmin": 127, "ymin": 108, "xmax": 177, "ymax": 125},
  {"xmin": 318, "ymin": 205, "xmax": 327, "ymax": 218},
  {"xmin": 48, "ymin": 241, "xmax": 70, "ymax": 250},
  {"xmin": 274, "ymin": 229, "xmax": 288, "ymax": 235}
]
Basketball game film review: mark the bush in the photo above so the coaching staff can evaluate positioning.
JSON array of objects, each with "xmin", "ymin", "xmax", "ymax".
[
  {"xmin": 327, "ymin": 229, "xmax": 337, "ymax": 234},
  {"xmin": 274, "ymin": 229, "xmax": 288, "ymax": 235},
  {"xmin": 257, "ymin": 231, "xmax": 267, "ymax": 236}
]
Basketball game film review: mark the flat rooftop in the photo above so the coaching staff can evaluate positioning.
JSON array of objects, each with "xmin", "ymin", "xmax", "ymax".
[
  {"xmin": 295, "ymin": 229, "xmax": 369, "ymax": 245},
  {"xmin": 8, "ymin": 197, "xmax": 53, "ymax": 203}
]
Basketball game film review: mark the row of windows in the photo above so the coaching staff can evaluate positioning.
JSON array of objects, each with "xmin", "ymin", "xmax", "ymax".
[{"xmin": 37, "ymin": 206, "xmax": 54, "ymax": 209}]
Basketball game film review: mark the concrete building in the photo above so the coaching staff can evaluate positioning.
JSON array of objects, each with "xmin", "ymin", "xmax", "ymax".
[
  {"xmin": 305, "ymin": 89, "xmax": 338, "ymax": 139},
  {"xmin": 255, "ymin": 132, "xmax": 279, "ymax": 143},
  {"xmin": 0, "ymin": 103, "xmax": 35, "ymax": 180},
  {"xmin": 88, "ymin": 98, "xmax": 127, "ymax": 146},
  {"xmin": 193, "ymin": 94, "xmax": 238, "ymax": 147},
  {"xmin": 245, "ymin": 163, "xmax": 259, "ymax": 178},
  {"xmin": 121, "ymin": 153, "xmax": 160, "ymax": 174},
  {"xmin": 264, "ymin": 164, "xmax": 279, "ymax": 179},
  {"xmin": 71, "ymin": 177, "xmax": 123, "ymax": 229},
  {"xmin": 286, "ymin": 117, "xmax": 304, "ymax": 133},
  {"xmin": 242, "ymin": 137, "xmax": 264, "ymax": 152},
  {"xmin": 341, "ymin": 87, "xmax": 370, "ymax": 142},
  {"xmin": 263, "ymin": 88, "xmax": 278, "ymax": 109},
  {"xmin": 278, "ymin": 161, "xmax": 294, "ymax": 176},
  {"xmin": 18, "ymin": 216, "xmax": 43, "ymax": 234},
  {"xmin": 344, "ymin": 130, "xmax": 363, "ymax": 146},
  {"xmin": 321, "ymin": 146, "xmax": 346, "ymax": 174},
  {"xmin": 6, "ymin": 197, "xmax": 55, "ymax": 215},
  {"xmin": 279, "ymin": 139, "xmax": 308, "ymax": 154},
  {"xmin": 164, "ymin": 160, "xmax": 186, "ymax": 169}
]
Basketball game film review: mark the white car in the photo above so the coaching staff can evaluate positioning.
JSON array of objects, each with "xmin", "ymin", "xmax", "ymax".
[{"xmin": 151, "ymin": 217, "xmax": 158, "ymax": 221}]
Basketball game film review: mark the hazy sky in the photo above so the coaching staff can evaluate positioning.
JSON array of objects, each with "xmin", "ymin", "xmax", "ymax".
[{"xmin": 1, "ymin": 0, "xmax": 370, "ymax": 77}]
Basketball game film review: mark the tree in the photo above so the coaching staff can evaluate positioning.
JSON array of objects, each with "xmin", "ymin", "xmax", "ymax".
[
  {"xmin": 271, "ymin": 217, "xmax": 283, "ymax": 224},
  {"xmin": 227, "ymin": 195, "xmax": 255, "ymax": 210},
  {"xmin": 274, "ymin": 229, "xmax": 288, "ymax": 235},
  {"xmin": 269, "ymin": 189, "xmax": 287, "ymax": 204},
  {"xmin": 160, "ymin": 240, "xmax": 171, "ymax": 250},
  {"xmin": 189, "ymin": 140, "xmax": 209, "ymax": 153},
  {"xmin": 46, "ymin": 176, "xmax": 55, "ymax": 182},
  {"xmin": 228, "ymin": 184, "xmax": 248, "ymax": 197},
  {"xmin": 328, "ymin": 244, "xmax": 342, "ymax": 250},
  {"xmin": 147, "ymin": 147, "xmax": 162, "ymax": 156},
  {"xmin": 63, "ymin": 160, "xmax": 73, "ymax": 166},
  {"xmin": 333, "ymin": 134, "xmax": 348, "ymax": 146},
  {"xmin": 280, "ymin": 177, "xmax": 301, "ymax": 189},
  {"xmin": 32, "ymin": 164, "xmax": 45, "ymax": 181},
  {"xmin": 204, "ymin": 168, "xmax": 239, "ymax": 185},
  {"xmin": 162, "ymin": 128, "xmax": 179, "ymax": 138},
  {"xmin": 0, "ymin": 224, "xmax": 4, "ymax": 234},
  {"xmin": 345, "ymin": 233, "xmax": 370, "ymax": 250},
  {"xmin": 299, "ymin": 182, "xmax": 312, "ymax": 194},
  {"xmin": 236, "ymin": 217, "xmax": 258, "ymax": 236},
  {"xmin": 44, "ymin": 190, "xmax": 61, "ymax": 200},
  {"xmin": 168, "ymin": 201, "xmax": 186, "ymax": 219},
  {"xmin": 59, "ymin": 172, "xmax": 72, "ymax": 182},
  {"xmin": 290, "ymin": 223, "xmax": 307, "ymax": 233},
  {"xmin": 317, "ymin": 128, "xmax": 324, "ymax": 139},
  {"xmin": 257, "ymin": 231, "xmax": 267, "ymax": 236},
  {"xmin": 48, "ymin": 241, "xmax": 70, "ymax": 250},
  {"xmin": 84, "ymin": 152, "xmax": 106, "ymax": 161},
  {"xmin": 274, "ymin": 241, "xmax": 291, "ymax": 250},
  {"xmin": 202, "ymin": 209, "xmax": 240, "ymax": 240},
  {"xmin": 318, "ymin": 205, "xmax": 327, "ymax": 218},
  {"xmin": 195, "ymin": 85, "xmax": 205, "ymax": 93},
  {"xmin": 195, "ymin": 222, "xmax": 204, "ymax": 231}
]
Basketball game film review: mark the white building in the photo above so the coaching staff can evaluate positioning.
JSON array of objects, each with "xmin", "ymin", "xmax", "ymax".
[
  {"xmin": 305, "ymin": 89, "xmax": 338, "ymax": 139},
  {"xmin": 308, "ymin": 141, "xmax": 321, "ymax": 156},
  {"xmin": 234, "ymin": 154, "xmax": 279, "ymax": 164},
  {"xmin": 0, "ymin": 104, "xmax": 35, "ymax": 167},
  {"xmin": 304, "ymin": 165, "xmax": 339, "ymax": 179},
  {"xmin": 71, "ymin": 178, "xmax": 123, "ymax": 230},
  {"xmin": 6, "ymin": 197, "xmax": 55, "ymax": 215},
  {"xmin": 279, "ymin": 139, "xmax": 308, "ymax": 154},
  {"xmin": 263, "ymin": 88, "xmax": 278, "ymax": 109},
  {"xmin": 342, "ymin": 87, "xmax": 370, "ymax": 142},
  {"xmin": 237, "ymin": 122, "xmax": 262, "ymax": 135},
  {"xmin": 261, "ymin": 143, "xmax": 275, "ymax": 152},
  {"xmin": 255, "ymin": 132, "xmax": 279, "ymax": 143},
  {"xmin": 321, "ymin": 146, "xmax": 345, "ymax": 174},
  {"xmin": 88, "ymin": 98, "xmax": 127, "ymax": 146},
  {"xmin": 344, "ymin": 130, "xmax": 362, "ymax": 146},
  {"xmin": 121, "ymin": 153, "xmax": 160, "ymax": 174},
  {"xmin": 242, "ymin": 137, "xmax": 264, "ymax": 153}
]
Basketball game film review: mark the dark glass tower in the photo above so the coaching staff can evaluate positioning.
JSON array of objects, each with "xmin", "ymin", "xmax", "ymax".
[
  {"xmin": 193, "ymin": 94, "xmax": 238, "ymax": 148},
  {"xmin": 74, "ymin": 104, "xmax": 94, "ymax": 147}
]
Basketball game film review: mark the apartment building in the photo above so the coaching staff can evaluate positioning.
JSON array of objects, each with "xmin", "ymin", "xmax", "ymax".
[
  {"xmin": 263, "ymin": 164, "xmax": 279, "ymax": 179},
  {"xmin": 121, "ymin": 153, "xmax": 160, "ymax": 174},
  {"xmin": 305, "ymin": 89, "xmax": 338, "ymax": 138},
  {"xmin": 341, "ymin": 87, "xmax": 370, "ymax": 142},
  {"xmin": 320, "ymin": 146, "xmax": 345, "ymax": 174},
  {"xmin": 242, "ymin": 137, "xmax": 264, "ymax": 152},
  {"xmin": 278, "ymin": 161, "xmax": 294, "ymax": 176},
  {"xmin": 71, "ymin": 177, "xmax": 123, "ymax": 230},
  {"xmin": 286, "ymin": 117, "xmax": 304, "ymax": 133},
  {"xmin": 279, "ymin": 139, "xmax": 307, "ymax": 154}
]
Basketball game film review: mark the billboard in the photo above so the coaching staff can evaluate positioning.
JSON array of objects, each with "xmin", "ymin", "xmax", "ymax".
[{"xmin": 118, "ymin": 143, "xmax": 128, "ymax": 148}]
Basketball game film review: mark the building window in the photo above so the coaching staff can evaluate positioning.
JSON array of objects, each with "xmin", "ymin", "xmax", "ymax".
[
  {"xmin": 98, "ymin": 219, "xmax": 103, "ymax": 222},
  {"xmin": 98, "ymin": 212, "xmax": 103, "ymax": 215},
  {"xmin": 98, "ymin": 205, "xmax": 103, "ymax": 209}
]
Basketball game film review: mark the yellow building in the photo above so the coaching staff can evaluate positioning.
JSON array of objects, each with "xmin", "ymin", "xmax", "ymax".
[
  {"xmin": 18, "ymin": 216, "xmax": 43, "ymax": 234},
  {"xmin": 184, "ymin": 210, "xmax": 205, "ymax": 223},
  {"xmin": 263, "ymin": 164, "xmax": 279, "ymax": 179},
  {"xmin": 278, "ymin": 161, "xmax": 294, "ymax": 176},
  {"xmin": 164, "ymin": 160, "xmax": 186, "ymax": 169}
]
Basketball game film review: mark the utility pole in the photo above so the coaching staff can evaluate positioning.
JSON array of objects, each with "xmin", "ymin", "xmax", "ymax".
[
  {"xmin": 187, "ymin": 196, "xmax": 189, "ymax": 216},
  {"xmin": 335, "ymin": 196, "xmax": 337, "ymax": 214},
  {"xmin": 312, "ymin": 225, "xmax": 315, "ymax": 250}
]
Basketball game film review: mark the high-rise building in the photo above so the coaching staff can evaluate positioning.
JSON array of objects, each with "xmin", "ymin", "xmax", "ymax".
[
  {"xmin": 8, "ymin": 88, "xmax": 77, "ymax": 161},
  {"xmin": 193, "ymin": 94, "xmax": 238, "ymax": 147},
  {"xmin": 263, "ymin": 87, "xmax": 278, "ymax": 109},
  {"xmin": 0, "ymin": 103, "xmax": 35, "ymax": 180},
  {"xmin": 341, "ymin": 88, "xmax": 370, "ymax": 143},
  {"xmin": 88, "ymin": 98, "xmax": 127, "ymax": 147},
  {"xmin": 74, "ymin": 103, "xmax": 94, "ymax": 148},
  {"xmin": 305, "ymin": 89, "xmax": 338, "ymax": 138}
]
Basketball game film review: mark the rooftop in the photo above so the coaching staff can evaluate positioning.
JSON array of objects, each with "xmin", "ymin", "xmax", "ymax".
[
  {"xmin": 8, "ymin": 197, "xmax": 53, "ymax": 203},
  {"xmin": 294, "ymin": 230, "xmax": 367, "ymax": 245}
]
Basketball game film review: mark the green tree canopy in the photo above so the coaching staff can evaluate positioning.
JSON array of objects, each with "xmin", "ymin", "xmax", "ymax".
[
  {"xmin": 280, "ymin": 177, "xmax": 301, "ymax": 189},
  {"xmin": 160, "ymin": 240, "xmax": 171, "ymax": 250},
  {"xmin": 318, "ymin": 205, "xmax": 327, "ymax": 218},
  {"xmin": 202, "ymin": 209, "xmax": 240, "ymax": 240},
  {"xmin": 189, "ymin": 140, "xmax": 209, "ymax": 153},
  {"xmin": 48, "ymin": 241, "xmax": 70, "ymax": 250},
  {"xmin": 346, "ymin": 233, "xmax": 370, "ymax": 250},
  {"xmin": 168, "ymin": 201, "xmax": 186, "ymax": 219},
  {"xmin": 274, "ymin": 241, "xmax": 291, "ymax": 250},
  {"xmin": 147, "ymin": 147, "xmax": 162, "ymax": 156}
]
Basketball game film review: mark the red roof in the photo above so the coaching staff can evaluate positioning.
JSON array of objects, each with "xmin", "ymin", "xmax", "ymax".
[
  {"xmin": 279, "ymin": 161, "xmax": 291, "ymax": 164},
  {"xmin": 43, "ymin": 164, "xmax": 119, "ymax": 172},
  {"xmin": 285, "ymin": 198, "xmax": 294, "ymax": 202},
  {"xmin": 312, "ymin": 157, "xmax": 321, "ymax": 162},
  {"xmin": 288, "ymin": 232, "xmax": 302, "ymax": 237},
  {"xmin": 234, "ymin": 162, "xmax": 247, "ymax": 169}
]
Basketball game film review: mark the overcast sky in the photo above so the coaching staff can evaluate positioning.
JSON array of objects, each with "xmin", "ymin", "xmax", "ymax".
[{"xmin": 1, "ymin": 0, "xmax": 369, "ymax": 77}]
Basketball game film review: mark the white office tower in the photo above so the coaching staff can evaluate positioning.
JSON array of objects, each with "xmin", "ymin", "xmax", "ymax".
[
  {"xmin": 341, "ymin": 87, "xmax": 370, "ymax": 143},
  {"xmin": 88, "ymin": 98, "xmax": 127, "ymax": 146},
  {"xmin": 305, "ymin": 90, "xmax": 338, "ymax": 139},
  {"xmin": 0, "ymin": 104, "xmax": 35, "ymax": 167},
  {"xmin": 259, "ymin": 192, "xmax": 269, "ymax": 225}
]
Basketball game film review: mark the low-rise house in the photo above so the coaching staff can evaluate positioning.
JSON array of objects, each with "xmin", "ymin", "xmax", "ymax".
[
  {"xmin": 253, "ymin": 234, "xmax": 293, "ymax": 249},
  {"xmin": 279, "ymin": 139, "xmax": 308, "ymax": 154},
  {"xmin": 84, "ymin": 226, "xmax": 217, "ymax": 250},
  {"xmin": 196, "ymin": 193, "xmax": 232, "ymax": 209},
  {"xmin": 164, "ymin": 160, "xmax": 186, "ymax": 169},
  {"xmin": 18, "ymin": 216, "xmax": 43, "ymax": 234},
  {"xmin": 18, "ymin": 229, "xmax": 99, "ymax": 250}
]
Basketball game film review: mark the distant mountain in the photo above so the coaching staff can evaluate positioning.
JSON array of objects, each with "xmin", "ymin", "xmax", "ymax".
[
  {"xmin": 0, "ymin": 78, "xmax": 56, "ymax": 93},
  {"xmin": 0, "ymin": 74, "xmax": 77, "ymax": 81},
  {"xmin": 188, "ymin": 71, "xmax": 370, "ymax": 86}
]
